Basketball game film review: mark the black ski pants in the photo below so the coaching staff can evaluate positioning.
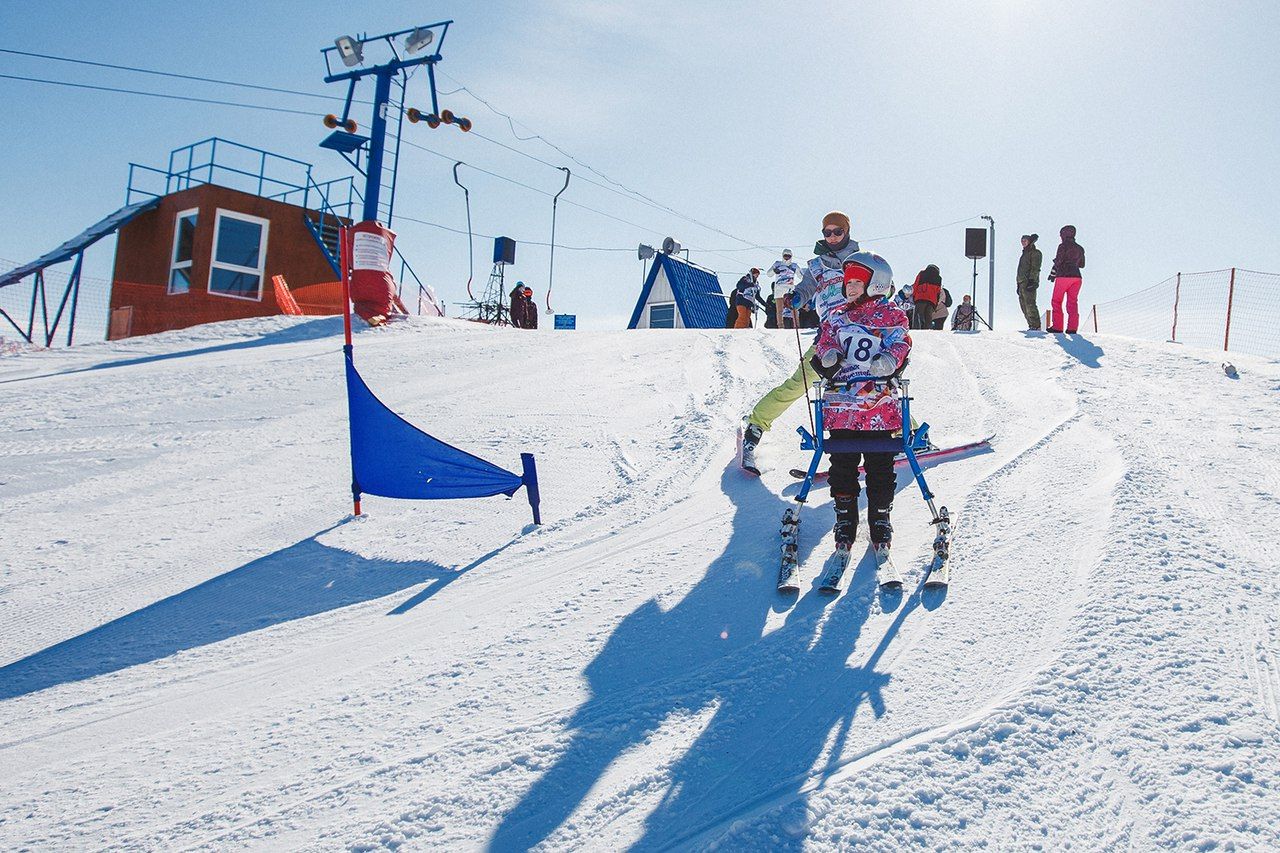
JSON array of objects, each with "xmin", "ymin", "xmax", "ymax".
[{"xmin": 827, "ymin": 428, "xmax": 897, "ymax": 521}]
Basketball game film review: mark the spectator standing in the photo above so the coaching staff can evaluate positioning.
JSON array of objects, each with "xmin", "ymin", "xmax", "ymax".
[
  {"xmin": 951, "ymin": 294, "xmax": 977, "ymax": 331},
  {"xmin": 931, "ymin": 286, "xmax": 953, "ymax": 330},
  {"xmin": 768, "ymin": 249, "xmax": 800, "ymax": 329},
  {"xmin": 509, "ymin": 281, "xmax": 530, "ymax": 328},
  {"xmin": 509, "ymin": 283, "xmax": 538, "ymax": 329},
  {"xmin": 522, "ymin": 286, "xmax": 538, "ymax": 329},
  {"xmin": 893, "ymin": 282, "xmax": 915, "ymax": 321},
  {"xmin": 1017, "ymin": 234, "xmax": 1043, "ymax": 330},
  {"xmin": 910, "ymin": 264, "xmax": 943, "ymax": 329},
  {"xmin": 1047, "ymin": 225, "xmax": 1086, "ymax": 333},
  {"xmin": 732, "ymin": 268, "xmax": 769, "ymax": 328}
]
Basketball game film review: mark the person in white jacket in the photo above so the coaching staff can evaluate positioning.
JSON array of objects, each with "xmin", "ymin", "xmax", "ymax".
[{"xmin": 768, "ymin": 249, "xmax": 799, "ymax": 329}]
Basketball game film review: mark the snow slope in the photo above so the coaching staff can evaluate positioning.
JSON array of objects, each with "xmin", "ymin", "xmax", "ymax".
[{"xmin": 1, "ymin": 318, "xmax": 1278, "ymax": 851}]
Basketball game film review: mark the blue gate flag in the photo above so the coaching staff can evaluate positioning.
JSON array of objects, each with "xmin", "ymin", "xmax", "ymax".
[{"xmin": 345, "ymin": 348, "xmax": 526, "ymax": 501}]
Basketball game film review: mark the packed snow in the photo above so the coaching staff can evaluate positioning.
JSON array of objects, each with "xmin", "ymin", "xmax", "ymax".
[{"xmin": 1, "ymin": 317, "xmax": 1278, "ymax": 851}]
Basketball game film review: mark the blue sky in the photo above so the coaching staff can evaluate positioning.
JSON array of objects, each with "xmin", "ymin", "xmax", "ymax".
[{"xmin": 3, "ymin": 0, "xmax": 1278, "ymax": 333}]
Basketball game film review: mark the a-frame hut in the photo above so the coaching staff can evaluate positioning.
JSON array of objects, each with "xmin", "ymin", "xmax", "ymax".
[{"xmin": 627, "ymin": 252, "xmax": 726, "ymax": 329}]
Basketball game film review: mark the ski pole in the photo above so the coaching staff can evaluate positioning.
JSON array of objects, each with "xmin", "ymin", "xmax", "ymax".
[{"xmin": 792, "ymin": 300, "xmax": 815, "ymax": 436}]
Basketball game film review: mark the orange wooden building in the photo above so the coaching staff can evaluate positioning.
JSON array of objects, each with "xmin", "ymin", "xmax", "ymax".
[{"xmin": 107, "ymin": 139, "xmax": 354, "ymax": 339}]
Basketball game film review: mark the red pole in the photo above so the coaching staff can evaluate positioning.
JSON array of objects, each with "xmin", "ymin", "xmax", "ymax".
[
  {"xmin": 1224, "ymin": 267, "xmax": 1236, "ymax": 351},
  {"xmin": 1170, "ymin": 272, "xmax": 1181, "ymax": 341}
]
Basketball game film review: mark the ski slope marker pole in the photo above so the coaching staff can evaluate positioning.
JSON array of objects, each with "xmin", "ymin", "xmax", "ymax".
[{"xmin": 339, "ymin": 225, "xmax": 361, "ymax": 516}]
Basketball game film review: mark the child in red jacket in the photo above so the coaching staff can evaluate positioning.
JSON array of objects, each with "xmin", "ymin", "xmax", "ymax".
[{"xmin": 811, "ymin": 252, "xmax": 911, "ymax": 556}]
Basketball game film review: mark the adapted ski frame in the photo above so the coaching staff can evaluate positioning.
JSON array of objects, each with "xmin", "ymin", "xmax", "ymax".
[
  {"xmin": 786, "ymin": 378, "xmax": 952, "ymax": 583},
  {"xmin": 792, "ymin": 378, "xmax": 939, "ymax": 515}
]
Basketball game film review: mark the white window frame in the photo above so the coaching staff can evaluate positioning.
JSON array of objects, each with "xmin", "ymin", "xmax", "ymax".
[
  {"xmin": 648, "ymin": 302, "xmax": 676, "ymax": 329},
  {"xmin": 167, "ymin": 207, "xmax": 199, "ymax": 295},
  {"xmin": 208, "ymin": 209, "xmax": 269, "ymax": 302}
]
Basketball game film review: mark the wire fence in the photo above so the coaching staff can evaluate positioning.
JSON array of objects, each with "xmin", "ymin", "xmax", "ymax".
[
  {"xmin": 0, "ymin": 259, "xmax": 114, "ymax": 348},
  {"xmin": 0, "ymin": 255, "xmax": 430, "ymax": 350},
  {"xmin": 1091, "ymin": 268, "xmax": 1280, "ymax": 358}
]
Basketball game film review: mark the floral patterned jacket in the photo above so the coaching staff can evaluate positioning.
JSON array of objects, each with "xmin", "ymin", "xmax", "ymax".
[{"xmin": 813, "ymin": 297, "xmax": 912, "ymax": 432}]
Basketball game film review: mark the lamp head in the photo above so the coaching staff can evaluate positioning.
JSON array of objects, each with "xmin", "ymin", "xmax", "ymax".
[
  {"xmin": 334, "ymin": 35, "xmax": 364, "ymax": 67},
  {"xmin": 404, "ymin": 27, "xmax": 435, "ymax": 55}
]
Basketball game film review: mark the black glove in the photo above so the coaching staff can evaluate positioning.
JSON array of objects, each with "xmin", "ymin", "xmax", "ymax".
[{"xmin": 810, "ymin": 351, "xmax": 841, "ymax": 379}]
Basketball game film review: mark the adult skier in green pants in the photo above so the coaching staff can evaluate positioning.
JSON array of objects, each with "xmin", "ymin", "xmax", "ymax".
[{"xmin": 740, "ymin": 211, "xmax": 860, "ymax": 474}]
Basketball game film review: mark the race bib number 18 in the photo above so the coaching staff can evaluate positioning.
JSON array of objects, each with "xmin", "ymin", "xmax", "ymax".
[{"xmin": 841, "ymin": 323, "xmax": 888, "ymax": 365}]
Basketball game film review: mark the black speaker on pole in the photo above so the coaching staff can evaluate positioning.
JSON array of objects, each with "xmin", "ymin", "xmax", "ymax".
[
  {"xmin": 964, "ymin": 228, "xmax": 987, "ymax": 259},
  {"xmin": 493, "ymin": 236, "xmax": 516, "ymax": 265}
]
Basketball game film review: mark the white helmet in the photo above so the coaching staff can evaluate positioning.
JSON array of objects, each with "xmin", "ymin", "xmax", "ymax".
[
  {"xmin": 841, "ymin": 251, "xmax": 894, "ymax": 297},
  {"xmin": 782, "ymin": 248, "xmax": 793, "ymax": 258}
]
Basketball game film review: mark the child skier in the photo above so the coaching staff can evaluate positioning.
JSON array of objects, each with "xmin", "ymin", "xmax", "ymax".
[{"xmin": 810, "ymin": 251, "xmax": 911, "ymax": 571}]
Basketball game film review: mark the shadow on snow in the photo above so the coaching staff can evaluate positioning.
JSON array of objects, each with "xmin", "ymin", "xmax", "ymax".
[
  {"xmin": 0, "ymin": 522, "xmax": 468, "ymax": 702},
  {"xmin": 488, "ymin": 461, "xmax": 936, "ymax": 851},
  {"xmin": 0, "ymin": 317, "xmax": 342, "ymax": 386},
  {"xmin": 1054, "ymin": 332, "xmax": 1105, "ymax": 368}
]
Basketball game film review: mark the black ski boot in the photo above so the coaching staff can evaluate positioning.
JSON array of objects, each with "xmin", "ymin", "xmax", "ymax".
[
  {"xmin": 868, "ymin": 506, "xmax": 900, "ymax": 587},
  {"xmin": 740, "ymin": 422, "xmax": 764, "ymax": 475},
  {"xmin": 833, "ymin": 493, "xmax": 858, "ymax": 548},
  {"xmin": 868, "ymin": 508, "xmax": 893, "ymax": 547}
]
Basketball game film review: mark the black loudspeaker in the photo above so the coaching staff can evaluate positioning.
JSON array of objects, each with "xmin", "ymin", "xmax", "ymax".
[
  {"xmin": 493, "ymin": 236, "xmax": 516, "ymax": 265},
  {"xmin": 964, "ymin": 228, "xmax": 987, "ymax": 260}
]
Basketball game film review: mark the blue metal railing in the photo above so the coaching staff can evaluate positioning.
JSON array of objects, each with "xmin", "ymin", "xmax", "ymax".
[
  {"xmin": 126, "ymin": 138, "xmax": 317, "ymax": 206},
  {"xmin": 123, "ymin": 136, "xmax": 443, "ymax": 315}
]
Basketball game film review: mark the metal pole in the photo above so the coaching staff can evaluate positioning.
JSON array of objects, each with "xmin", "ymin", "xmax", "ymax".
[
  {"xmin": 1171, "ymin": 272, "xmax": 1181, "ymax": 341},
  {"xmin": 1224, "ymin": 267, "xmax": 1236, "ymax": 352},
  {"xmin": 27, "ymin": 270, "xmax": 40, "ymax": 342},
  {"xmin": 547, "ymin": 167, "xmax": 570, "ymax": 313},
  {"xmin": 362, "ymin": 68, "xmax": 395, "ymax": 223},
  {"xmin": 981, "ymin": 215, "xmax": 995, "ymax": 329}
]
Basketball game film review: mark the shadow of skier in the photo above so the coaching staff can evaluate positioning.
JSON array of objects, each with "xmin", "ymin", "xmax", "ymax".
[{"xmin": 487, "ymin": 460, "xmax": 927, "ymax": 851}]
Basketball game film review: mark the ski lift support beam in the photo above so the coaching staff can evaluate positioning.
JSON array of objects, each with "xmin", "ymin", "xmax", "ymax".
[{"xmin": 319, "ymin": 21, "xmax": 453, "ymax": 223}]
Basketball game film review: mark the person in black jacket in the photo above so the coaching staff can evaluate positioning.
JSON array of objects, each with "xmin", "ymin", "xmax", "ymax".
[
  {"xmin": 1047, "ymin": 226, "xmax": 1086, "ymax": 333},
  {"xmin": 731, "ymin": 268, "xmax": 769, "ymax": 328},
  {"xmin": 509, "ymin": 282, "xmax": 537, "ymax": 329}
]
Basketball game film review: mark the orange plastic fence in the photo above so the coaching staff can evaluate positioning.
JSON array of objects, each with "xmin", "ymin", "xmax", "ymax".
[
  {"xmin": 1090, "ymin": 268, "xmax": 1280, "ymax": 357},
  {"xmin": 272, "ymin": 275, "xmax": 303, "ymax": 316}
]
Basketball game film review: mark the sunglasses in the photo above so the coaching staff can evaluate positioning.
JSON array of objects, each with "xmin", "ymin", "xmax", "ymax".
[{"xmin": 822, "ymin": 227, "xmax": 846, "ymax": 237}]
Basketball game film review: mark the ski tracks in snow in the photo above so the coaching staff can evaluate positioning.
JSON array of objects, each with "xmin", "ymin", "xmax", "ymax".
[{"xmin": 5, "ymin": 325, "xmax": 1280, "ymax": 850}]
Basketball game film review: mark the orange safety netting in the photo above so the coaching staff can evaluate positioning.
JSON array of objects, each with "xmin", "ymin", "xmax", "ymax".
[{"xmin": 1091, "ymin": 268, "xmax": 1280, "ymax": 358}]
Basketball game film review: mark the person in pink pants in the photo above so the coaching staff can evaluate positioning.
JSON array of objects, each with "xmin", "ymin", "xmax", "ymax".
[{"xmin": 1047, "ymin": 225, "xmax": 1086, "ymax": 333}]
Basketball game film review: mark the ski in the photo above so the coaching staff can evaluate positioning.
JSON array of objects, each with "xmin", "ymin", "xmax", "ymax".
[
  {"xmin": 873, "ymin": 543, "xmax": 902, "ymax": 589},
  {"xmin": 817, "ymin": 545, "xmax": 854, "ymax": 594},
  {"xmin": 777, "ymin": 506, "xmax": 801, "ymax": 592},
  {"xmin": 923, "ymin": 507, "xmax": 954, "ymax": 588},
  {"xmin": 789, "ymin": 435, "xmax": 994, "ymax": 481}
]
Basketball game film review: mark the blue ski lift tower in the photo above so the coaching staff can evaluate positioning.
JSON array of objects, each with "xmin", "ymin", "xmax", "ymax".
[{"xmin": 317, "ymin": 21, "xmax": 473, "ymax": 228}]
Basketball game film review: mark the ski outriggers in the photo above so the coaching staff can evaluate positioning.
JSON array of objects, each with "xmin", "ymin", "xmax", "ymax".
[{"xmin": 777, "ymin": 251, "xmax": 955, "ymax": 594}]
